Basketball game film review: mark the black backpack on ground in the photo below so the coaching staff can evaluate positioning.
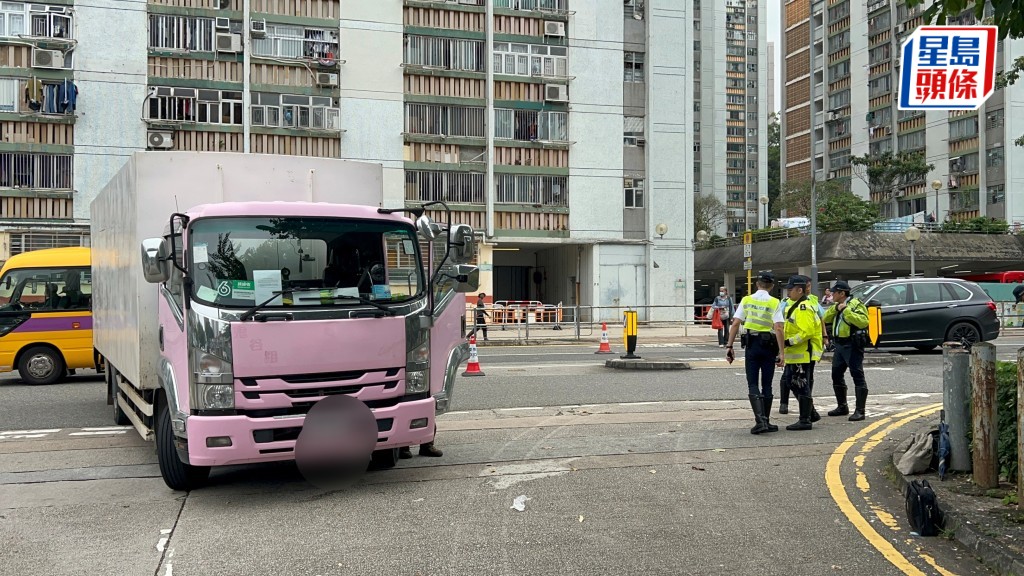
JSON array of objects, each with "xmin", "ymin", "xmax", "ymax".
[{"xmin": 905, "ymin": 479, "xmax": 944, "ymax": 536}]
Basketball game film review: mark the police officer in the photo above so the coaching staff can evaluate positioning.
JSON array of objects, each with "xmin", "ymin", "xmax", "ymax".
[
  {"xmin": 823, "ymin": 280, "xmax": 871, "ymax": 421},
  {"xmin": 781, "ymin": 275, "xmax": 822, "ymax": 431},
  {"xmin": 725, "ymin": 271, "xmax": 786, "ymax": 434},
  {"xmin": 777, "ymin": 275, "xmax": 826, "ymax": 421}
]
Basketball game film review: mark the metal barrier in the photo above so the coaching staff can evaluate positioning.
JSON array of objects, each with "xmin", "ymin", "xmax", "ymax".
[{"xmin": 465, "ymin": 303, "xmax": 721, "ymax": 343}]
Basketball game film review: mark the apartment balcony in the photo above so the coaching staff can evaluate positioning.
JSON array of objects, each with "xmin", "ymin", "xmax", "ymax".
[{"xmin": 949, "ymin": 188, "xmax": 981, "ymax": 213}]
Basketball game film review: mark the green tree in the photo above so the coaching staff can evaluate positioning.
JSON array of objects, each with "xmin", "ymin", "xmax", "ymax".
[
  {"xmin": 850, "ymin": 151, "xmax": 934, "ymax": 206},
  {"xmin": 776, "ymin": 178, "xmax": 845, "ymax": 218},
  {"xmin": 693, "ymin": 193, "xmax": 727, "ymax": 236},
  {"xmin": 817, "ymin": 192, "xmax": 881, "ymax": 232},
  {"xmin": 767, "ymin": 113, "xmax": 781, "ymax": 217}
]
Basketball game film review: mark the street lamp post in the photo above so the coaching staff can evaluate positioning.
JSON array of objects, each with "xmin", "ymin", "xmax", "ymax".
[
  {"xmin": 904, "ymin": 225, "xmax": 921, "ymax": 277},
  {"xmin": 759, "ymin": 196, "xmax": 769, "ymax": 229},
  {"xmin": 930, "ymin": 179, "xmax": 941, "ymax": 224}
]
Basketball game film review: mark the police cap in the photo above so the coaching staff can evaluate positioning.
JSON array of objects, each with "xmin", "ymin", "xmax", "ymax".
[
  {"xmin": 756, "ymin": 271, "xmax": 775, "ymax": 284},
  {"xmin": 784, "ymin": 275, "xmax": 808, "ymax": 289},
  {"xmin": 832, "ymin": 280, "xmax": 852, "ymax": 293}
]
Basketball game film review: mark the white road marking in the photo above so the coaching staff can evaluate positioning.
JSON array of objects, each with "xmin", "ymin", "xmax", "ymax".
[
  {"xmin": 482, "ymin": 458, "xmax": 579, "ymax": 489},
  {"xmin": 496, "ymin": 407, "xmax": 544, "ymax": 412},
  {"xmin": 81, "ymin": 426, "xmax": 132, "ymax": 431},
  {"xmin": 69, "ymin": 430, "xmax": 128, "ymax": 436},
  {"xmin": 621, "ymin": 401, "xmax": 663, "ymax": 406},
  {"xmin": 0, "ymin": 428, "xmax": 59, "ymax": 435},
  {"xmin": 892, "ymin": 393, "xmax": 932, "ymax": 400},
  {"xmin": 0, "ymin": 433, "xmax": 48, "ymax": 440}
]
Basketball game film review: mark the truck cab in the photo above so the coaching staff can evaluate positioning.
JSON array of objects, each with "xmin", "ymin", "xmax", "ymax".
[{"xmin": 133, "ymin": 202, "xmax": 478, "ymax": 490}]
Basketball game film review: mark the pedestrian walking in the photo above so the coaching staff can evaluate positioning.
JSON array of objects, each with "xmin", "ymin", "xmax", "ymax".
[
  {"xmin": 471, "ymin": 292, "xmax": 490, "ymax": 341},
  {"xmin": 712, "ymin": 287, "xmax": 735, "ymax": 347},
  {"xmin": 725, "ymin": 271, "xmax": 785, "ymax": 434},
  {"xmin": 780, "ymin": 275, "xmax": 822, "ymax": 431},
  {"xmin": 823, "ymin": 280, "xmax": 871, "ymax": 421}
]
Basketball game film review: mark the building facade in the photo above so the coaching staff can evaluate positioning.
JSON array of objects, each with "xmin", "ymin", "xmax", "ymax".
[
  {"xmin": 0, "ymin": 0, "xmax": 698, "ymax": 320},
  {"xmin": 693, "ymin": 0, "xmax": 769, "ymax": 236},
  {"xmin": 781, "ymin": 0, "xmax": 1024, "ymax": 228}
]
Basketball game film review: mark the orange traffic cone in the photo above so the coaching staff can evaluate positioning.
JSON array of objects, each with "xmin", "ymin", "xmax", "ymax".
[
  {"xmin": 595, "ymin": 322, "xmax": 614, "ymax": 354},
  {"xmin": 462, "ymin": 334, "xmax": 485, "ymax": 376}
]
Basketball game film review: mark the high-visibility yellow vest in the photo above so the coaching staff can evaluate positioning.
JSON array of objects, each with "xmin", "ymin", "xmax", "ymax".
[
  {"xmin": 740, "ymin": 294, "xmax": 780, "ymax": 333},
  {"xmin": 784, "ymin": 299, "xmax": 821, "ymax": 365}
]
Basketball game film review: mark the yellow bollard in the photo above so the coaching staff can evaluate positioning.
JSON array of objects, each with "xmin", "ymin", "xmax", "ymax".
[{"xmin": 622, "ymin": 310, "xmax": 640, "ymax": 359}]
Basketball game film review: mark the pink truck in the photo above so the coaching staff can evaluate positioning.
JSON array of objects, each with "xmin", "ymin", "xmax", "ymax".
[{"xmin": 91, "ymin": 152, "xmax": 478, "ymax": 490}]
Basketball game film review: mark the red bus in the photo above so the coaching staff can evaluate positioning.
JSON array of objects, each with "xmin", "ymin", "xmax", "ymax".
[{"xmin": 959, "ymin": 271, "xmax": 1024, "ymax": 283}]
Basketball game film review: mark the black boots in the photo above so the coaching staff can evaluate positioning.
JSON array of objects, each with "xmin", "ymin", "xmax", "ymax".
[
  {"xmin": 761, "ymin": 396, "xmax": 779, "ymax": 433},
  {"xmin": 399, "ymin": 443, "xmax": 445, "ymax": 458},
  {"xmin": 849, "ymin": 388, "xmax": 868, "ymax": 421},
  {"xmin": 786, "ymin": 396, "xmax": 814, "ymax": 431},
  {"xmin": 748, "ymin": 394, "xmax": 770, "ymax": 434},
  {"xmin": 828, "ymin": 385, "xmax": 850, "ymax": 416}
]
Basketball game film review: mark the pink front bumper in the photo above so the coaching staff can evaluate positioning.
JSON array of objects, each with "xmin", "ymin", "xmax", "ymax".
[{"xmin": 184, "ymin": 397, "xmax": 436, "ymax": 467}]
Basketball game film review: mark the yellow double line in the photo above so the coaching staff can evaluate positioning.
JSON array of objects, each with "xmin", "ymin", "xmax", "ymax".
[{"xmin": 825, "ymin": 403, "xmax": 956, "ymax": 576}]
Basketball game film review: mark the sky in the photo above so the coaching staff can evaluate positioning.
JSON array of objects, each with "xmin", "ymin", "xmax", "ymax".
[{"xmin": 768, "ymin": 0, "xmax": 781, "ymax": 114}]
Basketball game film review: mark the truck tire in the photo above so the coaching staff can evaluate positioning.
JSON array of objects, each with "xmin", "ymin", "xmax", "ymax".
[
  {"xmin": 370, "ymin": 448, "xmax": 399, "ymax": 470},
  {"xmin": 110, "ymin": 370, "xmax": 130, "ymax": 426},
  {"xmin": 18, "ymin": 346, "xmax": 65, "ymax": 385},
  {"xmin": 156, "ymin": 400, "xmax": 210, "ymax": 491}
]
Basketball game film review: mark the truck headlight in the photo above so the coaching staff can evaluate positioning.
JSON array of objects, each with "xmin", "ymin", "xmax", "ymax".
[
  {"xmin": 202, "ymin": 384, "xmax": 234, "ymax": 410},
  {"xmin": 194, "ymin": 352, "xmax": 233, "ymax": 385},
  {"xmin": 406, "ymin": 369, "xmax": 429, "ymax": 394}
]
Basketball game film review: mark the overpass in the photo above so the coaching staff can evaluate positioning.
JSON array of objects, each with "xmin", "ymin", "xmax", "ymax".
[{"xmin": 694, "ymin": 227, "xmax": 1024, "ymax": 299}]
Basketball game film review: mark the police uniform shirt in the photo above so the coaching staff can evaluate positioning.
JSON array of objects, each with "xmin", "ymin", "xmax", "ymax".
[{"xmin": 734, "ymin": 290, "xmax": 785, "ymax": 333}]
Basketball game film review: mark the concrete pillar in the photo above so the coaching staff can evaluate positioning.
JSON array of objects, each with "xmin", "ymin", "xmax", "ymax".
[
  {"xmin": 478, "ymin": 243, "xmax": 494, "ymax": 298},
  {"xmin": 723, "ymin": 272, "xmax": 736, "ymax": 295},
  {"xmin": 921, "ymin": 266, "xmax": 938, "ymax": 278}
]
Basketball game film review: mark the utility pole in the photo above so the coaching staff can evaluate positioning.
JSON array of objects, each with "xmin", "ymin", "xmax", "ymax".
[{"xmin": 808, "ymin": 0, "xmax": 819, "ymax": 295}]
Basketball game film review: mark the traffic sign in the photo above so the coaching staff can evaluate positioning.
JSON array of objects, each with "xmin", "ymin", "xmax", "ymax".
[
  {"xmin": 743, "ymin": 244, "xmax": 752, "ymax": 258},
  {"xmin": 743, "ymin": 260, "xmax": 752, "ymax": 271},
  {"xmin": 898, "ymin": 25, "xmax": 998, "ymax": 111}
]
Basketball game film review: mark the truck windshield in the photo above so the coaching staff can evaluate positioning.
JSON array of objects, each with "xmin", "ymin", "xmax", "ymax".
[{"xmin": 188, "ymin": 217, "xmax": 424, "ymax": 310}]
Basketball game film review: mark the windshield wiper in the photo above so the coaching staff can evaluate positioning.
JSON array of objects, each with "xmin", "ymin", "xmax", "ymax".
[
  {"xmin": 239, "ymin": 291, "xmax": 289, "ymax": 322},
  {"xmin": 300, "ymin": 293, "xmax": 396, "ymax": 316}
]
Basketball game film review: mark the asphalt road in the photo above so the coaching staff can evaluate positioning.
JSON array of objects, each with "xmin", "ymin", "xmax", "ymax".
[{"xmin": 0, "ymin": 340, "xmax": 1003, "ymax": 575}]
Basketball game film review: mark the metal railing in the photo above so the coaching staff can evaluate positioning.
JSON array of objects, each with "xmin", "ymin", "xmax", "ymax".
[{"xmin": 698, "ymin": 220, "xmax": 1013, "ymax": 249}]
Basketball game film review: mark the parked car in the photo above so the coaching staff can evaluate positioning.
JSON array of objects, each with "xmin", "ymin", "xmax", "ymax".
[{"xmin": 847, "ymin": 278, "xmax": 1000, "ymax": 350}]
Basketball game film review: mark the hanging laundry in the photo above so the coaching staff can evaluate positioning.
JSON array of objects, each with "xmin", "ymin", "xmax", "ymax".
[
  {"xmin": 57, "ymin": 79, "xmax": 78, "ymax": 114},
  {"xmin": 25, "ymin": 77, "xmax": 43, "ymax": 112},
  {"xmin": 43, "ymin": 84, "xmax": 59, "ymax": 114}
]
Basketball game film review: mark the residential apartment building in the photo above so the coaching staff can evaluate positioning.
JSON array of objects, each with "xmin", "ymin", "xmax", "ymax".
[
  {"xmin": 694, "ymin": 0, "xmax": 769, "ymax": 235},
  {"xmin": 0, "ymin": 0, "xmax": 695, "ymax": 319},
  {"xmin": 781, "ymin": 0, "xmax": 1024, "ymax": 227},
  {"xmin": 768, "ymin": 40, "xmax": 776, "ymax": 115}
]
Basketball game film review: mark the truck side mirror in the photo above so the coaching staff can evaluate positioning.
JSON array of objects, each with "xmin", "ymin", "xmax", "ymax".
[
  {"xmin": 416, "ymin": 214, "xmax": 440, "ymax": 240},
  {"xmin": 141, "ymin": 237, "xmax": 170, "ymax": 284},
  {"xmin": 448, "ymin": 224, "xmax": 475, "ymax": 265},
  {"xmin": 451, "ymin": 264, "xmax": 480, "ymax": 293}
]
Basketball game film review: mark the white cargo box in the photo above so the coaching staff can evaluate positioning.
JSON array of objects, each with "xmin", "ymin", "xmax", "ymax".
[{"xmin": 90, "ymin": 151, "xmax": 385, "ymax": 390}]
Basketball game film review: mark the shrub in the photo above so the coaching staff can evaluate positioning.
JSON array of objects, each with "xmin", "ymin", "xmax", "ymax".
[{"xmin": 994, "ymin": 361, "xmax": 1019, "ymax": 481}]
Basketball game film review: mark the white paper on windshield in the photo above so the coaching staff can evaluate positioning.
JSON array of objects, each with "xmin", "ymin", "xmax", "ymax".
[
  {"xmin": 334, "ymin": 287, "xmax": 359, "ymax": 298},
  {"xmin": 197, "ymin": 285, "xmax": 218, "ymax": 301},
  {"xmin": 253, "ymin": 270, "xmax": 283, "ymax": 306},
  {"xmin": 192, "ymin": 244, "xmax": 209, "ymax": 264}
]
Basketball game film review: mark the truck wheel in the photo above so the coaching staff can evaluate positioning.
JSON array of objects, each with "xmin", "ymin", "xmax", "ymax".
[
  {"xmin": 155, "ymin": 400, "xmax": 210, "ymax": 491},
  {"xmin": 110, "ymin": 370, "xmax": 130, "ymax": 426},
  {"xmin": 370, "ymin": 448, "xmax": 399, "ymax": 470},
  {"xmin": 18, "ymin": 346, "xmax": 65, "ymax": 385}
]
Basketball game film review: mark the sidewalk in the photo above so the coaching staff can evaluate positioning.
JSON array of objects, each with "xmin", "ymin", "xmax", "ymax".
[
  {"xmin": 475, "ymin": 323, "xmax": 728, "ymax": 346},
  {"xmin": 890, "ymin": 421, "xmax": 1024, "ymax": 576}
]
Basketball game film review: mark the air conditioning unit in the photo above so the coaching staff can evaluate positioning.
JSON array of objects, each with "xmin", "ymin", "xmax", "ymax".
[
  {"xmin": 544, "ymin": 21, "xmax": 566, "ymax": 37},
  {"xmin": 250, "ymin": 19, "xmax": 266, "ymax": 37},
  {"xmin": 827, "ymin": 111, "xmax": 840, "ymax": 121},
  {"xmin": 316, "ymin": 72, "xmax": 339, "ymax": 87},
  {"xmin": 216, "ymin": 32, "xmax": 242, "ymax": 53},
  {"xmin": 544, "ymin": 84, "xmax": 568, "ymax": 102},
  {"xmin": 636, "ymin": 137, "xmax": 646, "ymax": 147},
  {"xmin": 31, "ymin": 48, "xmax": 63, "ymax": 69},
  {"xmin": 147, "ymin": 130, "xmax": 174, "ymax": 150},
  {"xmin": 828, "ymin": 171, "xmax": 837, "ymax": 179},
  {"xmin": 215, "ymin": 17, "xmax": 230, "ymax": 30},
  {"xmin": 894, "ymin": 189, "xmax": 905, "ymax": 198}
]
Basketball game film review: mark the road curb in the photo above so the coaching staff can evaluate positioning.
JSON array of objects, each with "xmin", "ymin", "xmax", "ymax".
[
  {"xmin": 821, "ymin": 352, "xmax": 908, "ymax": 365},
  {"xmin": 887, "ymin": 433, "xmax": 1024, "ymax": 576},
  {"xmin": 604, "ymin": 359, "xmax": 692, "ymax": 370}
]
